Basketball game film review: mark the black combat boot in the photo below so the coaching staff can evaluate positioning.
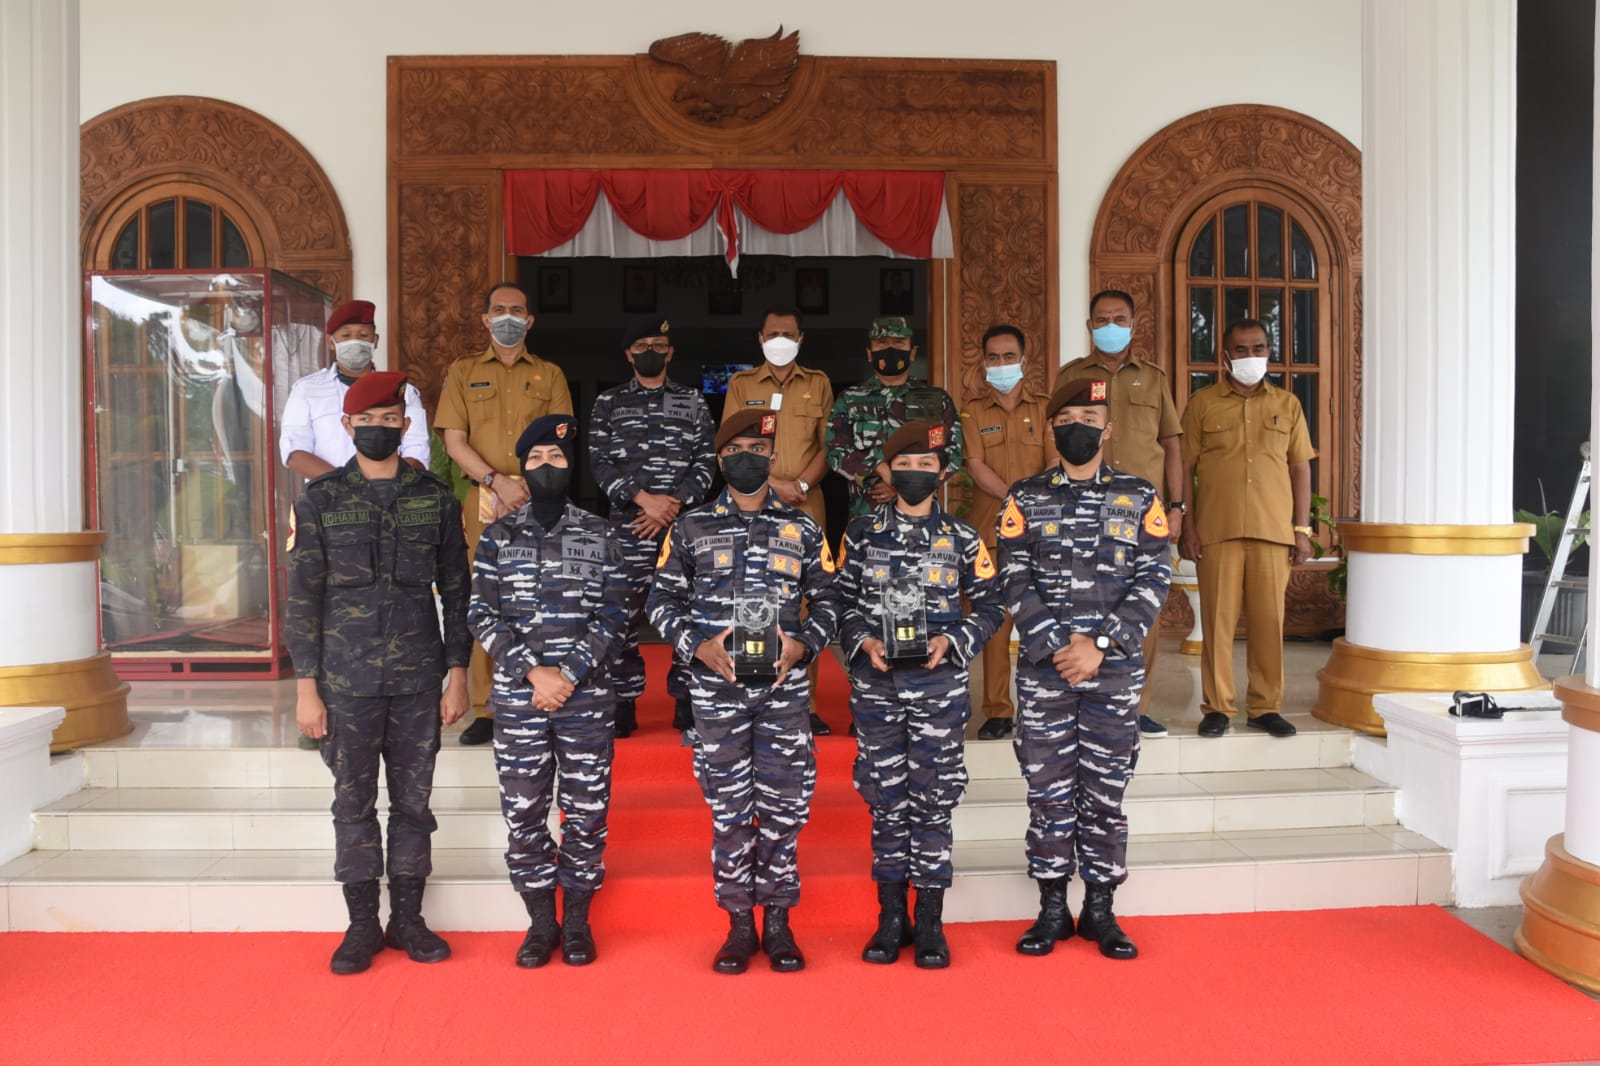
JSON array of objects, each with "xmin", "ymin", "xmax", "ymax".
[
  {"xmin": 1077, "ymin": 882, "xmax": 1137, "ymax": 959},
  {"xmin": 515, "ymin": 888, "xmax": 558, "ymax": 969},
  {"xmin": 1015, "ymin": 877, "xmax": 1072, "ymax": 956},
  {"xmin": 384, "ymin": 877, "xmax": 451, "ymax": 963},
  {"xmin": 614, "ymin": 699, "xmax": 637, "ymax": 739},
  {"xmin": 672, "ymin": 698, "xmax": 695, "ymax": 731},
  {"xmin": 762, "ymin": 905, "xmax": 805, "ymax": 972},
  {"xmin": 330, "ymin": 880, "xmax": 385, "ymax": 975},
  {"xmin": 861, "ymin": 881, "xmax": 914, "ymax": 964},
  {"xmin": 912, "ymin": 886, "xmax": 950, "ymax": 969},
  {"xmin": 560, "ymin": 886, "xmax": 597, "ymax": 966},
  {"xmin": 713, "ymin": 909, "xmax": 760, "ymax": 974}
]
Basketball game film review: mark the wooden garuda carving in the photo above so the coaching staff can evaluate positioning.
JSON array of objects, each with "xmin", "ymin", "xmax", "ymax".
[{"xmin": 647, "ymin": 27, "xmax": 800, "ymax": 125}]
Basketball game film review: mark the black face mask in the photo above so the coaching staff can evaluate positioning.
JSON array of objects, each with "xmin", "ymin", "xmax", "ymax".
[
  {"xmin": 721, "ymin": 452, "xmax": 771, "ymax": 495},
  {"xmin": 523, "ymin": 463, "xmax": 570, "ymax": 527},
  {"xmin": 1054, "ymin": 422, "xmax": 1104, "ymax": 466},
  {"xmin": 351, "ymin": 425, "xmax": 402, "ymax": 462},
  {"xmin": 890, "ymin": 469, "xmax": 940, "ymax": 506},
  {"xmin": 872, "ymin": 348, "xmax": 911, "ymax": 377},
  {"xmin": 631, "ymin": 351, "xmax": 668, "ymax": 378}
]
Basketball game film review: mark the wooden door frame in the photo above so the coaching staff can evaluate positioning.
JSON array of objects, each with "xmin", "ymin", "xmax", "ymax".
[{"xmin": 387, "ymin": 52, "xmax": 1058, "ymax": 413}]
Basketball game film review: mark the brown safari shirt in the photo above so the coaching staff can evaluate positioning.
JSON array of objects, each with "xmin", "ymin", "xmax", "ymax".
[
  {"xmin": 433, "ymin": 347, "xmax": 574, "ymax": 477},
  {"xmin": 1180, "ymin": 379, "xmax": 1316, "ymax": 547},
  {"xmin": 959, "ymin": 383, "xmax": 1055, "ymax": 543},
  {"xmin": 1058, "ymin": 352, "xmax": 1182, "ymax": 492}
]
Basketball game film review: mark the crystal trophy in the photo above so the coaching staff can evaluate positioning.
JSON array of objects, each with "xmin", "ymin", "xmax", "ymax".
[
  {"xmin": 730, "ymin": 589, "xmax": 782, "ymax": 682},
  {"xmin": 881, "ymin": 574, "xmax": 930, "ymax": 667}
]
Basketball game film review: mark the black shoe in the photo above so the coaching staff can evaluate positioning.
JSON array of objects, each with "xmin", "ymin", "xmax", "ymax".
[
  {"xmin": 614, "ymin": 699, "xmax": 637, "ymax": 739},
  {"xmin": 862, "ymin": 881, "xmax": 914, "ymax": 964},
  {"xmin": 810, "ymin": 713, "xmax": 832, "ymax": 737},
  {"xmin": 848, "ymin": 721, "xmax": 858, "ymax": 738},
  {"xmin": 515, "ymin": 888, "xmax": 558, "ymax": 968},
  {"xmin": 713, "ymin": 910, "xmax": 760, "ymax": 974},
  {"xmin": 762, "ymin": 906, "xmax": 805, "ymax": 972},
  {"xmin": 330, "ymin": 880, "xmax": 385, "ymax": 974},
  {"xmin": 672, "ymin": 698, "xmax": 695, "ymax": 731},
  {"xmin": 1016, "ymin": 877, "xmax": 1072, "ymax": 956},
  {"xmin": 1138, "ymin": 714, "xmax": 1169, "ymax": 738},
  {"xmin": 384, "ymin": 877, "xmax": 451, "ymax": 963},
  {"xmin": 459, "ymin": 716, "xmax": 494, "ymax": 746},
  {"xmin": 1077, "ymin": 882, "xmax": 1137, "ymax": 959},
  {"xmin": 976, "ymin": 717, "xmax": 1014, "ymax": 740},
  {"xmin": 1197, "ymin": 712, "xmax": 1231, "ymax": 738},
  {"xmin": 1246, "ymin": 712, "xmax": 1298, "ymax": 737},
  {"xmin": 560, "ymin": 886, "xmax": 597, "ymax": 966},
  {"xmin": 912, "ymin": 886, "xmax": 950, "ymax": 969}
]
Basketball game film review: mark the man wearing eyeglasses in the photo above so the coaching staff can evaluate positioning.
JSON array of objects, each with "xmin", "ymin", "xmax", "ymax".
[{"xmin": 588, "ymin": 315, "xmax": 717, "ymax": 737}]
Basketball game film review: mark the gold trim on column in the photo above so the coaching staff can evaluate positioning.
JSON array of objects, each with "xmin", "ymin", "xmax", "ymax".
[
  {"xmin": 1553, "ymin": 675, "xmax": 1600, "ymax": 734},
  {"xmin": 1312, "ymin": 637, "xmax": 1547, "ymax": 735},
  {"xmin": 1179, "ymin": 639, "xmax": 1204, "ymax": 656},
  {"xmin": 0, "ymin": 653, "xmax": 130, "ymax": 752},
  {"xmin": 0, "ymin": 531, "xmax": 105, "ymax": 565},
  {"xmin": 1517, "ymin": 835, "xmax": 1600, "ymax": 995},
  {"xmin": 1337, "ymin": 522, "xmax": 1534, "ymax": 556}
]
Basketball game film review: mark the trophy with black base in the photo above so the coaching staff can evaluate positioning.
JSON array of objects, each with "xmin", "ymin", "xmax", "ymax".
[
  {"xmin": 731, "ymin": 589, "xmax": 782, "ymax": 683},
  {"xmin": 881, "ymin": 574, "xmax": 930, "ymax": 668}
]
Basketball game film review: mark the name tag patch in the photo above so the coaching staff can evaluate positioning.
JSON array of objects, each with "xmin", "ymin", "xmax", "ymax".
[
  {"xmin": 979, "ymin": 424, "xmax": 1003, "ymax": 435},
  {"xmin": 663, "ymin": 394, "xmax": 699, "ymax": 422},
  {"xmin": 322, "ymin": 509, "xmax": 371, "ymax": 528},
  {"xmin": 498, "ymin": 546, "xmax": 538, "ymax": 562},
  {"xmin": 563, "ymin": 532, "xmax": 605, "ymax": 579},
  {"xmin": 396, "ymin": 509, "xmax": 441, "ymax": 526}
]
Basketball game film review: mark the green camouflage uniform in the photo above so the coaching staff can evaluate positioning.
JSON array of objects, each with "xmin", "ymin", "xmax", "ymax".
[
  {"xmin": 286, "ymin": 460, "xmax": 472, "ymax": 884},
  {"xmin": 826, "ymin": 380, "xmax": 965, "ymax": 517}
]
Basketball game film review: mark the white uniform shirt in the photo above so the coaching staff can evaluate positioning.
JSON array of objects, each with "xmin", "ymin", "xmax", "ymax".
[{"xmin": 278, "ymin": 366, "xmax": 432, "ymax": 467}]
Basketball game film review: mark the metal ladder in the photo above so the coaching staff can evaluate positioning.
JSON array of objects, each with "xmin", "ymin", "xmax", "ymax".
[{"xmin": 1530, "ymin": 443, "xmax": 1592, "ymax": 672}]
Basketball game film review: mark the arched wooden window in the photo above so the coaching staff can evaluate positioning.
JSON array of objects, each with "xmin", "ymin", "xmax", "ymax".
[
  {"xmin": 89, "ymin": 181, "xmax": 265, "ymax": 272},
  {"xmin": 1174, "ymin": 188, "xmax": 1336, "ymax": 501}
]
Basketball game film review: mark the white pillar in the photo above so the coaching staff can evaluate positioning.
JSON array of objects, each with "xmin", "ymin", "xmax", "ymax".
[
  {"xmin": 0, "ymin": 0, "xmax": 126, "ymax": 749},
  {"xmin": 1316, "ymin": 0, "xmax": 1540, "ymax": 734}
]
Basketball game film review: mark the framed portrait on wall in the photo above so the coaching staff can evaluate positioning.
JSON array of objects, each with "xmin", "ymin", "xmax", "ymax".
[
  {"xmin": 708, "ymin": 270, "xmax": 742, "ymax": 316},
  {"xmin": 537, "ymin": 263, "xmax": 572, "ymax": 313},
  {"xmin": 880, "ymin": 267, "xmax": 914, "ymax": 315},
  {"xmin": 795, "ymin": 267, "xmax": 828, "ymax": 315},
  {"xmin": 622, "ymin": 265, "xmax": 656, "ymax": 313}
]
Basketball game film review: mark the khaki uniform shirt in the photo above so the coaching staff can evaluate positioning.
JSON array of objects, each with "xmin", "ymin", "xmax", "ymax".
[
  {"xmin": 433, "ymin": 347, "xmax": 574, "ymax": 477},
  {"xmin": 1180, "ymin": 380, "xmax": 1316, "ymax": 547},
  {"xmin": 959, "ymin": 383, "xmax": 1055, "ymax": 543},
  {"xmin": 1058, "ymin": 352, "xmax": 1182, "ymax": 491},
  {"xmin": 722, "ymin": 362, "xmax": 834, "ymax": 482}
]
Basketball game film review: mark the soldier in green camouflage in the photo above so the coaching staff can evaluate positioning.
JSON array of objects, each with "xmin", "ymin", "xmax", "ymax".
[
  {"xmin": 826, "ymin": 316, "xmax": 965, "ymax": 517},
  {"xmin": 287, "ymin": 371, "xmax": 473, "ymax": 976}
]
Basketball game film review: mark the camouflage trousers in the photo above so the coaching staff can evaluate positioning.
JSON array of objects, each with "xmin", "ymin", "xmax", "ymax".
[
  {"xmin": 848, "ymin": 660, "xmax": 972, "ymax": 888},
  {"xmin": 689, "ymin": 665, "xmax": 816, "ymax": 912},
  {"xmin": 319, "ymin": 686, "xmax": 442, "ymax": 884},
  {"xmin": 611, "ymin": 520, "xmax": 690, "ymax": 705},
  {"xmin": 1013, "ymin": 660, "xmax": 1143, "ymax": 886},
  {"xmin": 493, "ymin": 693, "xmax": 615, "ymax": 892}
]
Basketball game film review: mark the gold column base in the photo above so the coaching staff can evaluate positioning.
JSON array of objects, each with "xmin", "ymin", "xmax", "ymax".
[
  {"xmin": 1517, "ymin": 835, "xmax": 1600, "ymax": 995},
  {"xmin": 0, "ymin": 653, "xmax": 130, "ymax": 752},
  {"xmin": 1312, "ymin": 637, "xmax": 1547, "ymax": 735},
  {"xmin": 1178, "ymin": 639, "xmax": 1204, "ymax": 656}
]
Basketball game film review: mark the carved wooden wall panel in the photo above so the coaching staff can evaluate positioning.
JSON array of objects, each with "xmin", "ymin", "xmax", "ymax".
[
  {"xmin": 390, "ymin": 54, "xmax": 1055, "ymax": 403},
  {"xmin": 81, "ymin": 96, "xmax": 352, "ymax": 300}
]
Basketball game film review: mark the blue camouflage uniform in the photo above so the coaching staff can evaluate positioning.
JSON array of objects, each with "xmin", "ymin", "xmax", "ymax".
[
  {"xmin": 646, "ymin": 489, "xmax": 841, "ymax": 912},
  {"xmin": 996, "ymin": 462, "xmax": 1171, "ymax": 886},
  {"xmin": 286, "ymin": 461, "xmax": 472, "ymax": 885},
  {"xmin": 838, "ymin": 503, "xmax": 1004, "ymax": 888},
  {"xmin": 468, "ymin": 502, "xmax": 631, "ymax": 893},
  {"xmin": 588, "ymin": 376, "xmax": 715, "ymax": 706}
]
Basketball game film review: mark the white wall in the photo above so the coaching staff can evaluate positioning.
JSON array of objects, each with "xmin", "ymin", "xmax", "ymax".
[{"xmin": 79, "ymin": 0, "xmax": 1362, "ymax": 362}]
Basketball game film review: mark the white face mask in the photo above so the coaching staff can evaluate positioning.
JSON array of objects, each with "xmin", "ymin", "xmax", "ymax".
[
  {"xmin": 762, "ymin": 337, "xmax": 800, "ymax": 367},
  {"xmin": 1229, "ymin": 356, "xmax": 1269, "ymax": 387},
  {"xmin": 334, "ymin": 339, "xmax": 374, "ymax": 372}
]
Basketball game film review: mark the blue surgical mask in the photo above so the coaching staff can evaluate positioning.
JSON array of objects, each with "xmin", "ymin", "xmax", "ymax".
[
  {"xmin": 1092, "ymin": 323, "xmax": 1132, "ymax": 354},
  {"xmin": 985, "ymin": 365, "xmax": 1024, "ymax": 392}
]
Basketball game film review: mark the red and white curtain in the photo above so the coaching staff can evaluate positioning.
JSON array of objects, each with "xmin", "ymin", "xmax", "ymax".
[{"xmin": 503, "ymin": 170, "xmax": 952, "ymax": 275}]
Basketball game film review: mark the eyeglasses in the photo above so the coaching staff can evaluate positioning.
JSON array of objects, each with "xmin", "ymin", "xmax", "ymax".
[{"xmin": 630, "ymin": 341, "xmax": 671, "ymax": 354}]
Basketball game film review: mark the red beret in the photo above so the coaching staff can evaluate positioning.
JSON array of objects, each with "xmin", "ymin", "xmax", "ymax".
[
  {"xmin": 883, "ymin": 420, "xmax": 948, "ymax": 462},
  {"xmin": 327, "ymin": 300, "xmax": 376, "ymax": 334},
  {"xmin": 343, "ymin": 371, "xmax": 408, "ymax": 415},
  {"xmin": 715, "ymin": 408, "xmax": 778, "ymax": 451}
]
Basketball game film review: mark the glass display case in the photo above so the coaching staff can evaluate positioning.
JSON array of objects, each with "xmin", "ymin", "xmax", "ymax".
[{"xmin": 86, "ymin": 270, "xmax": 331, "ymax": 677}]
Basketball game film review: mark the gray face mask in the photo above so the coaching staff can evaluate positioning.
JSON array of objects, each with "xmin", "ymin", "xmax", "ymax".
[
  {"xmin": 333, "ymin": 339, "xmax": 374, "ymax": 372},
  {"xmin": 490, "ymin": 314, "xmax": 529, "ymax": 348}
]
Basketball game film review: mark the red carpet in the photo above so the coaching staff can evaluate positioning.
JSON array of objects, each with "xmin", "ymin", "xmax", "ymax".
[{"xmin": 3, "ymin": 648, "xmax": 1597, "ymax": 1064}]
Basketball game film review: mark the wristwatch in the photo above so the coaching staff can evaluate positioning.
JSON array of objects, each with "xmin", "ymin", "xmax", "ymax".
[
  {"xmin": 482, "ymin": 471, "xmax": 496, "ymax": 490},
  {"xmin": 1093, "ymin": 633, "xmax": 1113, "ymax": 652},
  {"xmin": 796, "ymin": 478, "xmax": 811, "ymax": 495},
  {"xmin": 1293, "ymin": 525, "xmax": 1313, "ymax": 536},
  {"xmin": 559, "ymin": 664, "xmax": 579, "ymax": 684},
  {"xmin": 1168, "ymin": 500, "xmax": 1186, "ymax": 514}
]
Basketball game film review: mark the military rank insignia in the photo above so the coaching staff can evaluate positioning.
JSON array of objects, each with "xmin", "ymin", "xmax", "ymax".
[
  {"xmin": 821, "ymin": 539, "xmax": 838, "ymax": 574},
  {"xmin": 975, "ymin": 541, "xmax": 996, "ymax": 579},
  {"xmin": 285, "ymin": 508, "xmax": 297, "ymax": 552},
  {"xmin": 998, "ymin": 497, "xmax": 1026, "ymax": 539},
  {"xmin": 1144, "ymin": 497, "xmax": 1171, "ymax": 538},
  {"xmin": 655, "ymin": 531, "xmax": 673, "ymax": 568}
]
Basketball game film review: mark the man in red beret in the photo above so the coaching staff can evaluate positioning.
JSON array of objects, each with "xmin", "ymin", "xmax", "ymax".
[
  {"xmin": 286, "ymin": 370, "xmax": 472, "ymax": 975},
  {"xmin": 280, "ymin": 299, "xmax": 431, "ymax": 481}
]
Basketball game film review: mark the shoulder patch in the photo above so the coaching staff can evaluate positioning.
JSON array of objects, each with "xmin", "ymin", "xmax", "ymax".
[
  {"xmin": 655, "ymin": 528, "xmax": 673, "ymax": 569},
  {"xmin": 820, "ymin": 538, "xmax": 837, "ymax": 574},
  {"xmin": 999, "ymin": 497, "xmax": 1026, "ymax": 539},
  {"xmin": 975, "ymin": 540, "xmax": 996, "ymax": 579},
  {"xmin": 1144, "ymin": 497, "xmax": 1171, "ymax": 539},
  {"xmin": 285, "ymin": 508, "xmax": 297, "ymax": 552}
]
